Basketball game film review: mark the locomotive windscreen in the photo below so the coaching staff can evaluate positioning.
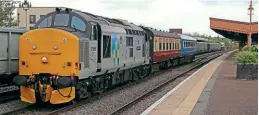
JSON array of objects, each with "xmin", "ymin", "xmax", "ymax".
[
  {"xmin": 36, "ymin": 12, "xmax": 87, "ymax": 33},
  {"xmin": 54, "ymin": 14, "xmax": 69, "ymax": 26}
]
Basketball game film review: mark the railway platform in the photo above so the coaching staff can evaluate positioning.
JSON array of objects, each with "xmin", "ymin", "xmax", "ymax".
[{"xmin": 141, "ymin": 50, "xmax": 258, "ymax": 115}]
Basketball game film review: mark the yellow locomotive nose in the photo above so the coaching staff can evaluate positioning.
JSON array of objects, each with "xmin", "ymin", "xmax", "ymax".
[
  {"xmin": 13, "ymin": 28, "xmax": 79, "ymax": 104},
  {"xmin": 19, "ymin": 28, "xmax": 79, "ymax": 76}
]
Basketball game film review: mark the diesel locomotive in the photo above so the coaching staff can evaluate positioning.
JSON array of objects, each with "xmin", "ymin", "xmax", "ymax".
[{"xmin": 13, "ymin": 8, "xmax": 224, "ymax": 104}]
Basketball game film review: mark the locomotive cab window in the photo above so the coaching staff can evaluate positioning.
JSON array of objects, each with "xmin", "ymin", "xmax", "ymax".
[
  {"xmin": 54, "ymin": 14, "xmax": 69, "ymax": 26},
  {"xmin": 71, "ymin": 16, "xmax": 86, "ymax": 31},
  {"xmin": 38, "ymin": 16, "xmax": 52, "ymax": 28}
]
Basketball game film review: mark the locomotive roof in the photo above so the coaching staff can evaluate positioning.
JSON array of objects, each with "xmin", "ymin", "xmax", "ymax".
[
  {"xmin": 178, "ymin": 34, "xmax": 197, "ymax": 41},
  {"xmin": 73, "ymin": 9, "xmax": 143, "ymax": 31},
  {"xmin": 141, "ymin": 26, "xmax": 180, "ymax": 38}
]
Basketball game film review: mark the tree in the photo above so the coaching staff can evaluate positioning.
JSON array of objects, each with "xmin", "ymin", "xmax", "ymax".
[
  {"xmin": 0, "ymin": 1, "xmax": 5, "ymax": 26},
  {"xmin": 0, "ymin": 0, "xmax": 17, "ymax": 27}
]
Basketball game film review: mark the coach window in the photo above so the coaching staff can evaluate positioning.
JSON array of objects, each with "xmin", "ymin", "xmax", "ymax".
[
  {"xmin": 71, "ymin": 16, "xmax": 86, "ymax": 31},
  {"xmin": 38, "ymin": 16, "xmax": 52, "ymax": 28},
  {"xmin": 163, "ymin": 43, "xmax": 165, "ymax": 50},
  {"xmin": 159, "ymin": 43, "xmax": 162, "ymax": 50},
  {"xmin": 54, "ymin": 14, "xmax": 69, "ymax": 26}
]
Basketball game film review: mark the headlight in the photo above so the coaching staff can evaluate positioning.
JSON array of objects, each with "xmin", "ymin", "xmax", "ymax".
[
  {"xmin": 53, "ymin": 45, "xmax": 58, "ymax": 50},
  {"xmin": 42, "ymin": 56, "xmax": 47, "ymax": 62},
  {"xmin": 32, "ymin": 45, "xmax": 37, "ymax": 50}
]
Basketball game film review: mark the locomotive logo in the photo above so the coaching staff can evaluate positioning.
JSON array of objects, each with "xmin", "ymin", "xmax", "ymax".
[{"xmin": 111, "ymin": 33, "xmax": 120, "ymax": 65}]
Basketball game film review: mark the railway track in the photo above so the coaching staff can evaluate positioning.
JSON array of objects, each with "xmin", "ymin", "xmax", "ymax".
[
  {"xmin": 2, "ymin": 51, "xmax": 224, "ymax": 115},
  {"xmin": 0, "ymin": 89, "xmax": 20, "ymax": 104}
]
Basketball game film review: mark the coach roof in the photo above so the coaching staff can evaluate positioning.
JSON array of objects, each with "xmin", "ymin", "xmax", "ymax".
[
  {"xmin": 141, "ymin": 26, "xmax": 180, "ymax": 38},
  {"xmin": 178, "ymin": 34, "xmax": 197, "ymax": 41}
]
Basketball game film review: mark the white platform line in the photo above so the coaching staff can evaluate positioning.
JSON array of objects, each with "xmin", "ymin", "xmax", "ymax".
[{"xmin": 140, "ymin": 54, "xmax": 222, "ymax": 115}]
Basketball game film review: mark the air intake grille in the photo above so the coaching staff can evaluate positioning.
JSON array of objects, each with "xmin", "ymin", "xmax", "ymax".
[{"xmin": 79, "ymin": 42, "xmax": 89, "ymax": 68}]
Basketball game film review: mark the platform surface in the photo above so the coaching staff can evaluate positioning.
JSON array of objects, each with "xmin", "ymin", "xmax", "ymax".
[
  {"xmin": 191, "ymin": 52, "xmax": 258, "ymax": 115},
  {"xmin": 141, "ymin": 50, "xmax": 257, "ymax": 115}
]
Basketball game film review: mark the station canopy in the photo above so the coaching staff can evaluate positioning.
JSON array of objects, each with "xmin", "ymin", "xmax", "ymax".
[{"xmin": 210, "ymin": 17, "xmax": 258, "ymax": 44}]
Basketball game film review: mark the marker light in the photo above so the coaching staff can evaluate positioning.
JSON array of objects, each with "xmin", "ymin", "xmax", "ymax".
[
  {"xmin": 53, "ymin": 45, "xmax": 58, "ymax": 50},
  {"xmin": 32, "ymin": 45, "xmax": 37, "ymax": 50},
  {"xmin": 42, "ymin": 56, "xmax": 47, "ymax": 63}
]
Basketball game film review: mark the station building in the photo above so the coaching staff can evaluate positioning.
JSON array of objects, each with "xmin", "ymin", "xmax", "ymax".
[{"xmin": 16, "ymin": 7, "xmax": 67, "ymax": 30}]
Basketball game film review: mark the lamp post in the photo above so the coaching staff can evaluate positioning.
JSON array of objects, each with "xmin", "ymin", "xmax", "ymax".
[
  {"xmin": 247, "ymin": 0, "xmax": 254, "ymax": 47},
  {"xmin": 22, "ymin": 0, "xmax": 30, "ymax": 30}
]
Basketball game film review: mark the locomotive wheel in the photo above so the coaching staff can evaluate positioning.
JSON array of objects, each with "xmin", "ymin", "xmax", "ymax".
[
  {"xmin": 69, "ymin": 100, "xmax": 77, "ymax": 105},
  {"xmin": 132, "ymin": 69, "xmax": 139, "ymax": 81},
  {"xmin": 75, "ymin": 83, "xmax": 89, "ymax": 101}
]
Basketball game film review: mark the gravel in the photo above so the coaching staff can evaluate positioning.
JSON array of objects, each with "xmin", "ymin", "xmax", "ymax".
[
  {"xmin": 15, "ymin": 104, "xmax": 66, "ymax": 115},
  {"xmin": 120, "ymin": 69, "xmax": 198, "ymax": 115},
  {"xmin": 60, "ymin": 62, "xmax": 199, "ymax": 115},
  {"xmin": 0, "ymin": 100, "xmax": 30, "ymax": 115},
  {"xmin": 0, "ymin": 85, "xmax": 19, "ymax": 93}
]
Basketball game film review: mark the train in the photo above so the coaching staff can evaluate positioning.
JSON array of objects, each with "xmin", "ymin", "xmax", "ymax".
[
  {"xmin": 11, "ymin": 8, "xmax": 227, "ymax": 104},
  {"xmin": 0, "ymin": 28, "xmax": 26, "ymax": 85}
]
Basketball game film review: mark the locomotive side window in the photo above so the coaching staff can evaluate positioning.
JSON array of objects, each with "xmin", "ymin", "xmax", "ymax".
[
  {"xmin": 38, "ymin": 16, "xmax": 52, "ymax": 28},
  {"xmin": 54, "ymin": 14, "xmax": 69, "ymax": 26},
  {"xmin": 143, "ymin": 39, "xmax": 146, "ymax": 57},
  {"xmin": 126, "ymin": 37, "xmax": 133, "ymax": 46},
  {"xmin": 129, "ymin": 48, "xmax": 133, "ymax": 57},
  {"xmin": 103, "ymin": 35, "xmax": 111, "ymax": 58},
  {"xmin": 71, "ymin": 16, "xmax": 86, "ymax": 31}
]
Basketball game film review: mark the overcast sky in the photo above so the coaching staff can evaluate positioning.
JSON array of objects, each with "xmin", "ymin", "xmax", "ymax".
[{"xmin": 19, "ymin": 0, "xmax": 258, "ymax": 37}]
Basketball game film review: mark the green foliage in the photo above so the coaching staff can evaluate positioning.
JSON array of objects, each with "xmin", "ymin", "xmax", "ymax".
[
  {"xmin": 248, "ymin": 45, "xmax": 258, "ymax": 52},
  {"xmin": 242, "ymin": 45, "xmax": 250, "ymax": 51},
  {"xmin": 242, "ymin": 45, "xmax": 258, "ymax": 52},
  {"xmin": 0, "ymin": 0, "xmax": 17, "ymax": 27},
  {"xmin": 233, "ymin": 45, "xmax": 258, "ymax": 64}
]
